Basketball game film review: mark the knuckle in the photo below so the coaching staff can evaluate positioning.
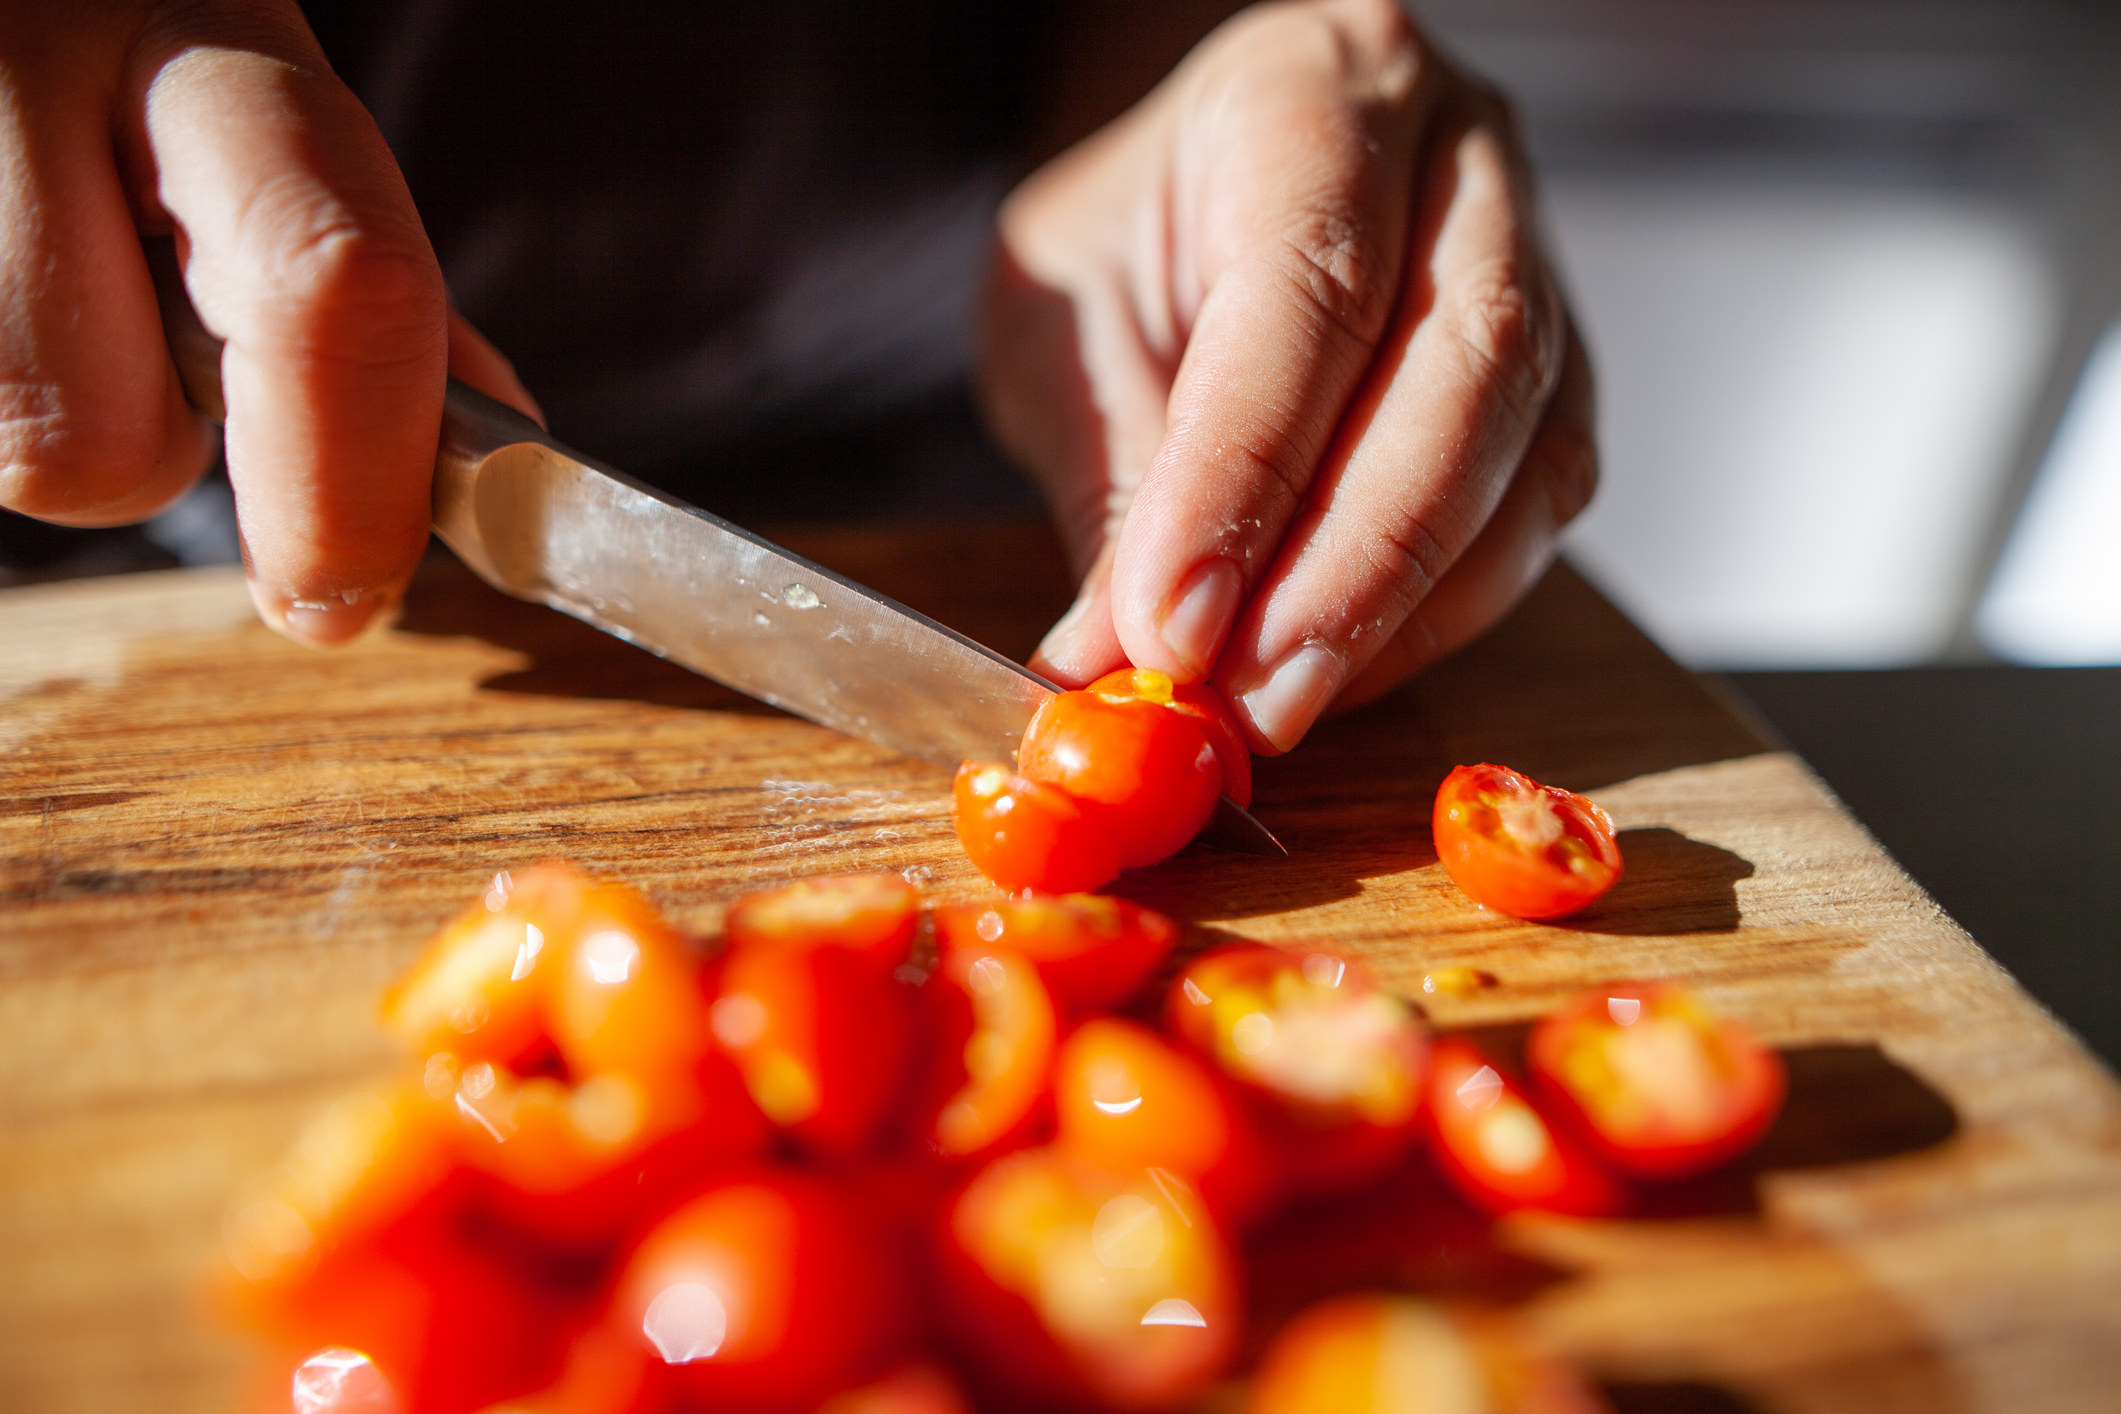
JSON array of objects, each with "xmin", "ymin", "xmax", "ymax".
[
  {"xmin": 1447, "ymin": 264, "xmax": 1554, "ymax": 436},
  {"xmin": 0, "ymin": 381, "xmax": 156, "ymax": 518},
  {"xmin": 238, "ymin": 177, "xmax": 444, "ymax": 362},
  {"xmin": 1276, "ymin": 209, "xmax": 1394, "ymax": 351},
  {"xmin": 1360, "ymin": 514, "xmax": 1452, "ymax": 619},
  {"xmin": 1541, "ymin": 422, "xmax": 1600, "ymax": 527}
]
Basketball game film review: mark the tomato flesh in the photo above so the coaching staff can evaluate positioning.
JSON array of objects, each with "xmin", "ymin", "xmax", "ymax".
[
  {"xmin": 1431, "ymin": 764, "xmax": 1623, "ymax": 920},
  {"xmin": 931, "ymin": 893, "xmax": 1175, "ymax": 1012},
  {"xmin": 1527, "ymin": 982, "xmax": 1786, "ymax": 1179},
  {"xmin": 1425, "ymin": 1038, "xmax": 1622, "ymax": 1217},
  {"xmin": 1018, "ymin": 673, "xmax": 1221, "ymax": 869},
  {"xmin": 951, "ymin": 761, "xmax": 1120, "ymax": 895},
  {"xmin": 725, "ymin": 874, "xmax": 921, "ymax": 968},
  {"xmin": 608, "ymin": 1169, "xmax": 908, "ymax": 1414},
  {"xmin": 925, "ymin": 946, "xmax": 1057, "ymax": 1159},
  {"xmin": 938, "ymin": 1146, "xmax": 1238, "ymax": 1410},
  {"xmin": 1166, "ymin": 945, "xmax": 1429, "ymax": 1193}
]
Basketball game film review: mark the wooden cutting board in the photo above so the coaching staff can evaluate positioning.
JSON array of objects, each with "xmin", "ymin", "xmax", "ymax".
[{"xmin": 3, "ymin": 523, "xmax": 2117, "ymax": 1414}]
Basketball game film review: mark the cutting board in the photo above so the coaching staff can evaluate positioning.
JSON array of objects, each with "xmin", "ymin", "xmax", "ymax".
[{"xmin": 3, "ymin": 523, "xmax": 2118, "ymax": 1414}]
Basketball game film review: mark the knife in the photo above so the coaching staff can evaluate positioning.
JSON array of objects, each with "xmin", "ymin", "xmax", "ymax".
[{"xmin": 150, "ymin": 247, "xmax": 1283, "ymax": 854}]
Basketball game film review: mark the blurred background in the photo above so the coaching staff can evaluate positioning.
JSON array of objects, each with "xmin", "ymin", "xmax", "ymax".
[{"xmin": 2, "ymin": 0, "xmax": 2113, "ymax": 1058}]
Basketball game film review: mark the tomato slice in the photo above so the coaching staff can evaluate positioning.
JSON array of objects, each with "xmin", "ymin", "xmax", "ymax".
[
  {"xmin": 1165, "ymin": 945, "xmax": 1429, "ymax": 1193},
  {"xmin": 952, "ymin": 761, "xmax": 1120, "ymax": 895},
  {"xmin": 711, "ymin": 938, "xmax": 917, "ymax": 1160},
  {"xmin": 1245, "ymin": 1293, "xmax": 1605, "ymax": 1414},
  {"xmin": 1431, "ymin": 764, "xmax": 1623, "ymax": 920},
  {"xmin": 938, "ymin": 1146, "xmax": 1239, "ymax": 1411},
  {"xmin": 930, "ymin": 893, "xmax": 1176, "ymax": 1012},
  {"xmin": 813, "ymin": 1361, "xmax": 973, "ymax": 1414},
  {"xmin": 1527, "ymin": 982, "xmax": 1786, "ymax": 1179},
  {"xmin": 462, "ymin": 1326, "xmax": 659, "ymax": 1414},
  {"xmin": 1017, "ymin": 672, "xmax": 1222, "ymax": 869},
  {"xmin": 1425, "ymin": 1038, "xmax": 1623, "ymax": 1217},
  {"xmin": 1083, "ymin": 668, "xmax": 1253, "ymax": 809},
  {"xmin": 924, "ymin": 945, "xmax": 1058, "ymax": 1159},
  {"xmin": 724, "ymin": 873, "xmax": 921, "ymax": 968},
  {"xmin": 1052, "ymin": 1017, "xmax": 1274, "ymax": 1226},
  {"xmin": 609, "ymin": 1169, "xmax": 910, "ymax": 1414}
]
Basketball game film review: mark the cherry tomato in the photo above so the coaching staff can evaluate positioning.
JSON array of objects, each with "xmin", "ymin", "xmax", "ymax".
[
  {"xmin": 952, "ymin": 761, "xmax": 1120, "ymax": 895},
  {"xmin": 1165, "ymin": 945, "xmax": 1429, "ymax": 1193},
  {"xmin": 1527, "ymin": 983, "xmax": 1786, "ymax": 1179},
  {"xmin": 813, "ymin": 1361, "xmax": 973, "ymax": 1414},
  {"xmin": 937, "ymin": 1146, "xmax": 1239, "ymax": 1411},
  {"xmin": 1425, "ymin": 1039, "xmax": 1623, "ymax": 1217},
  {"xmin": 922, "ymin": 945, "xmax": 1058, "ymax": 1160},
  {"xmin": 1082, "ymin": 668, "xmax": 1253, "ymax": 809},
  {"xmin": 725, "ymin": 874, "xmax": 922, "ymax": 969},
  {"xmin": 712, "ymin": 938, "xmax": 917, "ymax": 1159},
  {"xmin": 1245, "ymin": 1293, "xmax": 1605, "ymax": 1414},
  {"xmin": 465, "ymin": 1326, "xmax": 665, "ymax": 1414},
  {"xmin": 1052, "ymin": 1017, "xmax": 1274, "ymax": 1226},
  {"xmin": 1431, "ymin": 764, "xmax": 1623, "ymax": 920},
  {"xmin": 607, "ymin": 1168, "xmax": 909, "ymax": 1414},
  {"xmin": 930, "ymin": 893, "xmax": 1176, "ymax": 1012},
  {"xmin": 1017, "ymin": 671, "xmax": 1221, "ymax": 869}
]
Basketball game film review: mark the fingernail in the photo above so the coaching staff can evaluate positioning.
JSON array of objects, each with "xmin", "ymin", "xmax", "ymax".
[
  {"xmin": 1237, "ymin": 642, "xmax": 1344, "ymax": 753},
  {"xmin": 251, "ymin": 582, "xmax": 387, "ymax": 646},
  {"xmin": 1158, "ymin": 559, "xmax": 1241, "ymax": 677}
]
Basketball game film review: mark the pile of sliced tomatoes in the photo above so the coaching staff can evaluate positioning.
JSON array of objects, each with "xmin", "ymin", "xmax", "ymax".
[{"xmin": 225, "ymin": 855, "xmax": 1784, "ymax": 1414}]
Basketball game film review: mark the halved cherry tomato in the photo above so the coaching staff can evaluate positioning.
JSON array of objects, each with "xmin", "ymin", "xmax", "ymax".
[
  {"xmin": 1051, "ymin": 1017, "xmax": 1274, "ymax": 1226},
  {"xmin": 1425, "ymin": 1039, "xmax": 1622, "ymax": 1217},
  {"xmin": 1017, "ymin": 670, "xmax": 1222, "ymax": 869},
  {"xmin": 930, "ymin": 894, "xmax": 1176, "ymax": 1012},
  {"xmin": 1166, "ymin": 945, "xmax": 1429, "ymax": 1193},
  {"xmin": 712, "ymin": 937, "xmax": 917, "ymax": 1159},
  {"xmin": 952, "ymin": 762, "xmax": 1120, "ymax": 895},
  {"xmin": 465, "ymin": 1326, "xmax": 660, "ymax": 1414},
  {"xmin": 1082, "ymin": 668, "xmax": 1253, "ymax": 810},
  {"xmin": 1245, "ymin": 1293, "xmax": 1604, "ymax": 1414},
  {"xmin": 937, "ymin": 1146, "xmax": 1239, "ymax": 1411},
  {"xmin": 922, "ymin": 946, "xmax": 1057, "ymax": 1160},
  {"xmin": 1431, "ymin": 764, "xmax": 1623, "ymax": 920},
  {"xmin": 1527, "ymin": 983, "xmax": 1786, "ymax": 1179},
  {"xmin": 608, "ymin": 1168, "xmax": 908, "ymax": 1414},
  {"xmin": 725, "ymin": 874, "xmax": 922, "ymax": 969}
]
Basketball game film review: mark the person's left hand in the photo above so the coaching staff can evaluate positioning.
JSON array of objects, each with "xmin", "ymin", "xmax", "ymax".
[{"xmin": 981, "ymin": 0, "xmax": 1595, "ymax": 754}]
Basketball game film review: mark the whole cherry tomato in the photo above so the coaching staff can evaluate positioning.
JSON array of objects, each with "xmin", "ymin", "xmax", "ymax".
[
  {"xmin": 1245, "ymin": 1293, "xmax": 1605, "ymax": 1414},
  {"xmin": 1017, "ymin": 670, "xmax": 1222, "ymax": 869},
  {"xmin": 931, "ymin": 894, "xmax": 1176, "ymax": 1013},
  {"xmin": 712, "ymin": 937, "xmax": 917, "ymax": 1160},
  {"xmin": 1081, "ymin": 668, "xmax": 1253, "ymax": 809},
  {"xmin": 1430, "ymin": 765, "xmax": 1623, "ymax": 920},
  {"xmin": 1166, "ymin": 946, "xmax": 1429, "ymax": 1194},
  {"xmin": 1425, "ymin": 1039, "xmax": 1622, "ymax": 1218},
  {"xmin": 952, "ymin": 762, "xmax": 1120, "ymax": 895},
  {"xmin": 1527, "ymin": 983, "xmax": 1786, "ymax": 1179},
  {"xmin": 608, "ymin": 1168, "xmax": 909, "ymax": 1414},
  {"xmin": 724, "ymin": 874, "xmax": 922, "ymax": 969},
  {"xmin": 937, "ymin": 1146, "xmax": 1239, "ymax": 1411},
  {"xmin": 1051, "ymin": 1017, "xmax": 1275, "ymax": 1226}
]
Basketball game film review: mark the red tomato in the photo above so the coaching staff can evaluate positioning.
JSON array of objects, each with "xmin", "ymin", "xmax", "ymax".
[
  {"xmin": 937, "ymin": 1146, "xmax": 1239, "ymax": 1411},
  {"xmin": 1165, "ymin": 946, "xmax": 1429, "ymax": 1193},
  {"xmin": 1430, "ymin": 764, "xmax": 1623, "ymax": 920},
  {"xmin": 930, "ymin": 893, "xmax": 1176, "ymax": 1012},
  {"xmin": 1017, "ymin": 672, "xmax": 1221, "ymax": 869},
  {"xmin": 1425, "ymin": 1039, "xmax": 1623, "ymax": 1217},
  {"xmin": 1527, "ymin": 983, "xmax": 1786, "ymax": 1179},
  {"xmin": 813, "ymin": 1361, "xmax": 973, "ymax": 1414},
  {"xmin": 1245, "ymin": 1293, "xmax": 1605, "ymax": 1414},
  {"xmin": 607, "ymin": 1169, "xmax": 908, "ymax": 1414},
  {"xmin": 952, "ymin": 761, "xmax": 1120, "ymax": 895},
  {"xmin": 1082, "ymin": 668, "xmax": 1253, "ymax": 809},
  {"xmin": 724, "ymin": 874, "xmax": 921, "ymax": 969},
  {"xmin": 712, "ymin": 938, "xmax": 917, "ymax": 1159},
  {"xmin": 464, "ymin": 1326, "xmax": 665, "ymax": 1414},
  {"xmin": 922, "ymin": 945, "xmax": 1058, "ymax": 1160},
  {"xmin": 1051, "ymin": 1018, "xmax": 1274, "ymax": 1226}
]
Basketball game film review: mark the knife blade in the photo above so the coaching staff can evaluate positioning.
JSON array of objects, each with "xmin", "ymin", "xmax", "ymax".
[{"xmin": 150, "ymin": 247, "xmax": 1283, "ymax": 854}]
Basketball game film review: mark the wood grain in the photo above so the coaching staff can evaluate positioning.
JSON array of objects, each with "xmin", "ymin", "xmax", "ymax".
[{"xmin": 2, "ymin": 523, "xmax": 2117, "ymax": 1414}]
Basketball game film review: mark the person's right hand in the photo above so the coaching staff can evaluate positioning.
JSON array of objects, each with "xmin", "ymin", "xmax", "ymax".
[{"xmin": 0, "ymin": 0, "xmax": 535, "ymax": 643}]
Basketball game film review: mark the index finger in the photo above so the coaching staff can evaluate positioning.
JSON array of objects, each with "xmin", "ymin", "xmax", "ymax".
[{"xmin": 134, "ymin": 6, "xmax": 446, "ymax": 643}]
